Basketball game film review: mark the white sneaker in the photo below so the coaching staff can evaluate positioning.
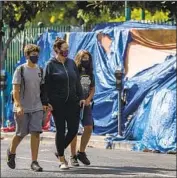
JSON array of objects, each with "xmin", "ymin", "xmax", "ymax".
[
  {"xmin": 64, "ymin": 158, "xmax": 68, "ymax": 166},
  {"xmin": 60, "ymin": 162, "xmax": 69, "ymax": 170}
]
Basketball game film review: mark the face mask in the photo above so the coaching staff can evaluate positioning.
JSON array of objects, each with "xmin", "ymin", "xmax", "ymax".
[
  {"xmin": 60, "ymin": 50, "xmax": 68, "ymax": 57},
  {"xmin": 29, "ymin": 55, "xmax": 38, "ymax": 64},
  {"xmin": 81, "ymin": 60, "xmax": 90, "ymax": 68}
]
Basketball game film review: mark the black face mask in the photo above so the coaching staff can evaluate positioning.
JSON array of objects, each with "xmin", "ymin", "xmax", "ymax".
[
  {"xmin": 29, "ymin": 56, "xmax": 38, "ymax": 64},
  {"xmin": 81, "ymin": 60, "xmax": 90, "ymax": 69}
]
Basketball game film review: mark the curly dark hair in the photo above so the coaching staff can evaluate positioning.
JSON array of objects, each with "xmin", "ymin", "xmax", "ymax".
[
  {"xmin": 75, "ymin": 50, "xmax": 93, "ymax": 76},
  {"xmin": 24, "ymin": 44, "xmax": 40, "ymax": 56}
]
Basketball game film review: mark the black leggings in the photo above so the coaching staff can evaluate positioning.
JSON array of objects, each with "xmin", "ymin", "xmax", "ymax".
[{"xmin": 51, "ymin": 100, "xmax": 80, "ymax": 157}]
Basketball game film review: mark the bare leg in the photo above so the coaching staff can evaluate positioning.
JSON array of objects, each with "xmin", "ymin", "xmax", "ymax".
[
  {"xmin": 59, "ymin": 156, "xmax": 65, "ymax": 162},
  {"xmin": 79, "ymin": 126, "xmax": 92, "ymax": 152},
  {"xmin": 70, "ymin": 136, "xmax": 77, "ymax": 156},
  {"xmin": 31, "ymin": 133, "xmax": 40, "ymax": 161},
  {"xmin": 10, "ymin": 135, "xmax": 24, "ymax": 154}
]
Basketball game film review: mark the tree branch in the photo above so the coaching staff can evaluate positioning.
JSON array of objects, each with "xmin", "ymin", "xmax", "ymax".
[{"xmin": 1, "ymin": 29, "xmax": 20, "ymax": 68}]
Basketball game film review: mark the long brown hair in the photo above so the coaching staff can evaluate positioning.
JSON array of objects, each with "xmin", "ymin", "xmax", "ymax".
[{"xmin": 75, "ymin": 50, "xmax": 93, "ymax": 75}]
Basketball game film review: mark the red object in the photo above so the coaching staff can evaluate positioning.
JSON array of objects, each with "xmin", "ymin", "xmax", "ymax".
[
  {"xmin": 1, "ymin": 112, "xmax": 52, "ymax": 132},
  {"xmin": 42, "ymin": 112, "xmax": 51, "ymax": 131},
  {"xmin": 1, "ymin": 126, "xmax": 15, "ymax": 132}
]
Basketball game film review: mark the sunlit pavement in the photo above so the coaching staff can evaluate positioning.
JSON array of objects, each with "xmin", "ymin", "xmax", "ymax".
[{"xmin": 1, "ymin": 138, "xmax": 176, "ymax": 177}]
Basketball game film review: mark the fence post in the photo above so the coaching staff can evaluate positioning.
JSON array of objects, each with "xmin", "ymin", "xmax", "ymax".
[
  {"xmin": 141, "ymin": 1, "xmax": 145, "ymax": 20},
  {"xmin": 0, "ymin": 1, "xmax": 6, "ymax": 129},
  {"xmin": 0, "ymin": 1, "xmax": 3, "ymax": 70},
  {"xmin": 37, "ymin": 22, "xmax": 44, "ymax": 36},
  {"xmin": 0, "ymin": 70, "xmax": 7, "ymax": 128},
  {"xmin": 125, "ymin": 1, "xmax": 131, "ymax": 21}
]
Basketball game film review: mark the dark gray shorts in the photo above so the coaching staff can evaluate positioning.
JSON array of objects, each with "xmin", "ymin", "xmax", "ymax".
[
  {"xmin": 14, "ymin": 111, "xmax": 44, "ymax": 137},
  {"xmin": 81, "ymin": 106, "xmax": 93, "ymax": 127}
]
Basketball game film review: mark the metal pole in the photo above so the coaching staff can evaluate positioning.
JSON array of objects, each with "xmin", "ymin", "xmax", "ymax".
[
  {"xmin": 125, "ymin": 1, "xmax": 131, "ymax": 21},
  {"xmin": 125, "ymin": 1, "xmax": 127, "ymax": 21},
  {"xmin": 0, "ymin": 1, "xmax": 5, "ymax": 129},
  {"xmin": 0, "ymin": 1, "xmax": 2, "ymax": 23},
  {"xmin": 0, "ymin": 69, "xmax": 6, "ymax": 129},
  {"xmin": 141, "ymin": 1, "xmax": 145, "ymax": 20},
  {"xmin": 0, "ymin": 1, "xmax": 2, "ymax": 22},
  {"xmin": 0, "ymin": 1, "xmax": 3, "ymax": 127},
  {"xmin": 0, "ymin": 85, "xmax": 5, "ymax": 128},
  {"xmin": 115, "ymin": 69, "xmax": 123, "ymax": 136},
  {"xmin": 118, "ymin": 88, "xmax": 122, "ymax": 136},
  {"xmin": 0, "ymin": 1, "xmax": 3, "ymax": 67}
]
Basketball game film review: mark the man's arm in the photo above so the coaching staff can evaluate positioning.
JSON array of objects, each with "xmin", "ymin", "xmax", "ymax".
[
  {"xmin": 13, "ymin": 84, "xmax": 21, "ymax": 107},
  {"xmin": 12, "ymin": 66, "xmax": 24, "ymax": 116},
  {"xmin": 13, "ymin": 84, "xmax": 24, "ymax": 116}
]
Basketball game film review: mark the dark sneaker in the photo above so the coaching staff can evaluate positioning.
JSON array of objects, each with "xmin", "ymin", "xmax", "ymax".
[
  {"xmin": 6, "ymin": 148, "xmax": 16, "ymax": 169},
  {"xmin": 77, "ymin": 151, "xmax": 90, "ymax": 165},
  {"xmin": 70, "ymin": 155, "xmax": 79, "ymax": 167},
  {"xmin": 31, "ymin": 161, "xmax": 43, "ymax": 172}
]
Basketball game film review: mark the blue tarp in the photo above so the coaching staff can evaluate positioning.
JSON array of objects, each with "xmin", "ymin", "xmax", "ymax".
[
  {"xmin": 92, "ymin": 29, "xmax": 131, "ymax": 134},
  {"xmin": 114, "ymin": 55, "xmax": 176, "ymax": 152},
  {"xmin": 92, "ymin": 21, "xmax": 176, "ymax": 31},
  {"xmin": 3, "ymin": 22, "xmax": 176, "ymax": 152},
  {"xmin": 15, "ymin": 30, "xmax": 66, "ymax": 68},
  {"xmin": 0, "ymin": 72, "xmax": 14, "ymax": 127},
  {"xmin": 123, "ymin": 55, "xmax": 176, "ymax": 119},
  {"xmin": 11, "ymin": 30, "xmax": 66, "ymax": 130},
  {"xmin": 68, "ymin": 29, "xmax": 131, "ymax": 134},
  {"xmin": 6, "ymin": 28, "xmax": 131, "ymax": 134}
]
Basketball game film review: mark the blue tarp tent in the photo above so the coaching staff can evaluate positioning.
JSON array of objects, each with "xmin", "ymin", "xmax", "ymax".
[
  {"xmin": 4, "ymin": 22, "xmax": 176, "ymax": 153},
  {"xmin": 118, "ymin": 55, "xmax": 176, "ymax": 153}
]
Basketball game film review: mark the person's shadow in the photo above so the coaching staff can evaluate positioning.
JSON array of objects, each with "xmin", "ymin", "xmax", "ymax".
[{"xmin": 43, "ymin": 165, "xmax": 176, "ymax": 176}]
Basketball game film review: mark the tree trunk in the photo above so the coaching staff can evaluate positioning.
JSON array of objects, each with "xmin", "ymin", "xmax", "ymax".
[
  {"xmin": 0, "ymin": 29, "xmax": 19, "ymax": 70},
  {"xmin": 0, "ymin": 34, "xmax": 3, "ymax": 71}
]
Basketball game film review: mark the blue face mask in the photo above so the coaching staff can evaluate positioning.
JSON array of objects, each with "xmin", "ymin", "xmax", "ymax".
[{"xmin": 29, "ymin": 55, "xmax": 38, "ymax": 64}]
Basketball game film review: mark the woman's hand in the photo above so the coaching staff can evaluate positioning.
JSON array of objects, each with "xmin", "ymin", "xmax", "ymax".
[
  {"xmin": 43, "ymin": 105, "xmax": 48, "ymax": 112},
  {"xmin": 48, "ymin": 103, "xmax": 53, "ymax": 111},
  {"xmin": 85, "ymin": 98, "xmax": 91, "ymax": 106},
  {"xmin": 43, "ymin": 104, "xmax": 53, "ymax": 112},
  {"xmin": 79, "ymin": 100, "xmax": 85, "ymax": 107}
]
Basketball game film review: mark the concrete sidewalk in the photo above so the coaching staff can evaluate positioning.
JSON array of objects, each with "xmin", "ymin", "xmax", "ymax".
[{"xmin": 1, "ymin": 131, "xmax": 134, "ymax": 151}]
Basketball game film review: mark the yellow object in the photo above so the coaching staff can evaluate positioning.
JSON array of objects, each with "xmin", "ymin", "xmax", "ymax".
[{"xmin": 50, "ymin": 16, "xmax": 55, "ymax": 23}]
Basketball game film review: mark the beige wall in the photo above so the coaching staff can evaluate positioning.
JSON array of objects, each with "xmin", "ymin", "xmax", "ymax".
[{"xmin": 124, "ymin": 42, "xmax": 176, "ymax": 78}]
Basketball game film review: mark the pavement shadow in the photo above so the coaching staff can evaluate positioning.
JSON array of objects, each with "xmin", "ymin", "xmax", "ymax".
[{"xmin": 43, "ymin": 165, "xmax": 176, "ymax": 175}]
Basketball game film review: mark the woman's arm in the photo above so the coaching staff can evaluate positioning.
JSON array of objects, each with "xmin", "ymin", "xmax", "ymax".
[
  {"xmin": 87, "ymin": 86, "xmax": 95, "ymax": 101},
  {"xmin": 86, "ymin": 74, "xmax": 95, "ymax": 105},
  {"xmin": 40, "ymin": 63, "xmax": 51, "ymax": 106}
]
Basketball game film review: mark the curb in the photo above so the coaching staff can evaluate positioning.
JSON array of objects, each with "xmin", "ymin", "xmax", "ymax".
[{"xmin": 1, "ymin": 132, "xmax": 134, "ymax": 151}]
